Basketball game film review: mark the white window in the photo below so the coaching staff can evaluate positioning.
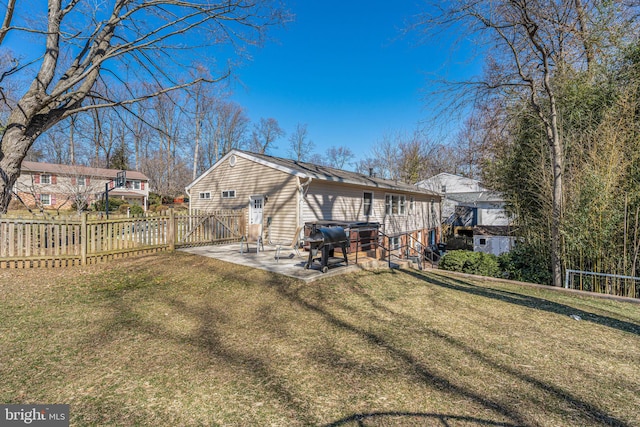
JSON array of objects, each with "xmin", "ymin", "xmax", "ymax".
[
  {"xmin": 40, "ymin": 174, "xmax": 51, "ymax": 184},
  {"xmin": 199, "ymin": 192, "xmax": 211, "ymax": 199},
  {"xmin": 133, "ymin": 180, "xmax": 141, "ymax": 190},
  {"xmin": 40, "ymin": 194, "xmax": 51, "ymax": 205},
  {"xmin": 363, "ymin": 192, "xmax": 373, "ymax": 216},
  {"xmin": 389, "ymin": 236, "xmax": 400, "ymax": 250},
  {"xmin": 409, "ymin": 196, "xmax": 415, "ymax": 214},
  {"xmin": 222, "ymin": 190, "xmax": 236, "ymax": 199},
  {"xmin": 385, "ymin": 194, "xmax": 407, "ymax": 215},
  {"xmin": 77, "ymin": 176, "xmax": 86, "ymax": 186}
]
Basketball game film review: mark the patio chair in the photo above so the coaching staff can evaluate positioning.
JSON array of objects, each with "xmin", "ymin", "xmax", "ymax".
[
  {"xmin": 269, "ymin": 225, "xmax": 303, "ymax": 263},
  {"xmin": 240, "ymin": 223, "xmax": 264, "ymax": 254}
]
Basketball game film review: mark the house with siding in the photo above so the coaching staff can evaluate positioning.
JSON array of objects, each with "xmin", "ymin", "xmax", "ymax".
[
  {"xmin": 13, "ymin": 161, "xmax": 150, "ymax": 211},
  {"xmin": 186, "ymin": 150, "xmax": 442, "ymax": 252},
  {"xmin": 416, "ymin": 173, "xmax": 514, "ymax": 255}
]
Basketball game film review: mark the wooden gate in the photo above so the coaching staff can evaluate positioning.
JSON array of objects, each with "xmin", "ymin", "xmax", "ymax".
[{"xmin": 175, "ymin": 210, "xmax": 245, "ymax": 247}]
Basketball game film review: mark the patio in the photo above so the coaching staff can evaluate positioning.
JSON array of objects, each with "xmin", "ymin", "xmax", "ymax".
[{"xmin": 179, "ymin": 243, "xmax": 383, "ymax": 282}]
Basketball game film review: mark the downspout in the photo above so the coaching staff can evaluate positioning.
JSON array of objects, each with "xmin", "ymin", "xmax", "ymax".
[{"xmin": 297, "ymin": 176, "xmax": 313, "ymax": 228}]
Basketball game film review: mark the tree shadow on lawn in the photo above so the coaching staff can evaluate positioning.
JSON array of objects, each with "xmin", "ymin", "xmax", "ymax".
[
  {"xmin": 88, "ymin": 285, "xmax": 319, "ymax": 425},
  {"xmin": 84, "ymin": 262, "xmax": 527, "ymax": 426},
  {"xmin": 262, "ymin": 276, "xmax": 538, "ymax": 427},
  {"xmin": 269, "ymin": 271, "xmax": 634, "ymax": 427},
  {"xmin": 82, "ymin": 257, "xmax": 633, "ymax": 427},
  {"xmin": 407, "ymin": 270, "xmax": 640, "ymax": 337},
  {"xmin": 328, "ymin": 273, "xmax": 635, "ymax": 427},
  {"xmin": 324, "ymin": 411, "xmax": 522, "ymax": 427}
]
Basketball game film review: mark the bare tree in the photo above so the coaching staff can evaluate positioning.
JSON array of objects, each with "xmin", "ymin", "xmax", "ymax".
[
  {"xmin": 357, "ymin": 129, "xmax": 461, "ymax": 183},
  {"xmin": 355, "ymin": 132, "xmax": 402, "ymax": 180},
  {"xmin": 0, "ymin": 0, "xmax": 288, "ymax": 213},
  {"xmin": 288, "ymin": 123, "xmax": 314, "ymax": 162},
  {"xmin": 249, "ymin": 117, "xmax": 285, "ymax": 154},
  {"xmin": 58, "ymin": 172, "xmax": 103, "ymax": 216},
  {"xmin": 325, "ymin": 145, "xmax": 355, "ymax": 170},
  {"xmin": 210, "ymin": 99, "xmax": 250, "ymax": 162},
  {"xmin": 417, "ymin": 0, "xmax": 636, "ymax": 286},
  {"xmin": 186, "ymin": 74, "xmax": 219, "ymax": 181},
  {"xmin": 38, "ymin": 122, "xmax": 71, "ymax": 164},
  {"xmin": 150, "ymin": 91, "xmax": 185, "ymax": 195}
]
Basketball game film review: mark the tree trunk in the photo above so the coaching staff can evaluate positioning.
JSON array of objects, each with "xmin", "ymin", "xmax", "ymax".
[
  {"xmin": 546, "ymin": 71, "xmax": 564, "ymax": 287},
  {"xmin": 192, "ymin": 112, "xmax": 201, "ymax": 181},
  {"xmin": 551, "ymin": 136, "xmax": 564, "ymax": 287},
  {"xmin": 69, "ymin": 116, "xmax": 75, "ymax": 165},
  {"xmin": 0, "ymin": 128, "xmax": 35, "ymax": 213}
]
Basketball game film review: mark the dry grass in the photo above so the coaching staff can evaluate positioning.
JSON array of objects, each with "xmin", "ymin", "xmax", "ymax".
[{"xmin": 1, "ymin": 252, "xmax": 638, "ymax": 426}]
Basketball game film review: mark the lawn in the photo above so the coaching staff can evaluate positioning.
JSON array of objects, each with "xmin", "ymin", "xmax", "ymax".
[{"xmin": 1, "ymin": 252, "xmax": 638, "ymax": 426}]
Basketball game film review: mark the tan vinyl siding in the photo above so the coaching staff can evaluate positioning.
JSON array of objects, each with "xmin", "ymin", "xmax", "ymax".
[
  {"xmin": 188, "ymin": 155, "xmax": 299, "ymax": 242},
  {"xmin": 303, "ymin": 181, "xmax": 372, "ymax": 222},
  {"xmin": 304, "ymin": 180, "xmax": 440, "ymax": 235}
]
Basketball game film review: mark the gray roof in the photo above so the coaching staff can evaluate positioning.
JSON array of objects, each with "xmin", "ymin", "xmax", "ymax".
[
  {"xmin": 445, "ymin": 191, "xmax": 505, "ymax": 204},
  {"xmin": 193, "ymin": 150, "xmax": 440, "ymax": 197},
  {"xmin": 474, "ymin": 225, "xmax": 515, "ymax": 236},
  {"xmin": 22, "ymin": 161, "xmax": 149, "ymax": 181}
]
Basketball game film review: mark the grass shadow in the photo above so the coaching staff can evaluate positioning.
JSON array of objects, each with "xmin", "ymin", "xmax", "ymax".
[
  {"xmin": 324, "ymin": 411, "xmax": 523, "ymax": 426},
  {"xmin": 66, "ymin": 254, "xmax": 636, "ymax": 426},
  {"xmin": 270, "ymin": 269, "xmax": 634, "ymax": 427},
  {"xmin": 409, "ymin": 270, "xmax": 640, "ymax": 337},
  {"xmin": 267, "ymin": 275, "xmax": 533, "ymax": 426},
  {"xmin": 340, "ymin": 274, "xmax": 632, "ymax": 427}
]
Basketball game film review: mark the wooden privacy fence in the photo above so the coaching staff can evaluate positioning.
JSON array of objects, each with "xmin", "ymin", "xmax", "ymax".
[{"xmin": 0, "ymin": 209, "xmax": 245, "ymax": 268}]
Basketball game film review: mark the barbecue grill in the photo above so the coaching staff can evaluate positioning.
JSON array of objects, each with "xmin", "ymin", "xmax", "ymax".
[{"xmin": 304, "ymin": 226, "xmax": 349, "ymax": 273}]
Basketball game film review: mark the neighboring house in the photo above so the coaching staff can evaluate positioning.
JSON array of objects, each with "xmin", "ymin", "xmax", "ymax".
[
  {"xmin": 186, "ymin": 150, "xmax": 442, "ymax": 252},
  {"xmin": 14, "ymin": 161, "xmax": 150, "ymax": 211},
  {"xmin": 416, "ymin": 173, "xmax": 514, "ymax": 256},
  {"xmin": 416, "ymin": 172, "xmax": 487, "ymax": 195}
]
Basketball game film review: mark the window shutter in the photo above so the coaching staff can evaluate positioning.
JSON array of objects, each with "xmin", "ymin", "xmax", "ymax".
[
  {"xmin": 71, "ymin": 177, "xmax": 76, "ymax": 185},
  {"xmin": 86, "ymin": 177, "xmax": 90, "ymax": 184},
  {"xmin": 141, "ymin": 182, "xmax": 145, "ymax": 190},
  {"xmin": 51, "ymin": 195, "xmax": 56, "ymax": 206},
  {"xmin": 109, "ymin": 181, "xmax": 114, "ymax": 189},
  {"xmin": 51, "ymin": 175, "xmax": 57, "ymax": 184},
  {"xmin": 34, "ymin": 174, "xmax": 40, "ymax": 184}
]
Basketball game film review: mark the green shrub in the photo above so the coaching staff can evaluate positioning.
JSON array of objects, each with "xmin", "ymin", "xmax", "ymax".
[
  {"xmin": 439, "ymin": 250, "xmax": 471, "ymax": 272},
  {"xmin": 152, "ymin": 204, "xmax": 169, "ymax": 213},
  {"xmin": 498, "ymin": 244, "xmax": 552, "ymax": 285},
  {"xmin": 93, "ymin": 198, "xmax": 126, "ymax": 212},
  {"xmin": 118, "ymin": 204, "xmax": 131, "ymax": 214},
  {"xmin": 71, "ymin": 200, "xmax": 89, "ymax": 212},
  {"xmin": 148, "ymin": 192, "xmax": 162, "ymax": 206},
  {"xmin": 129, "ymin": 205, "xmax": 145, "ymax": 215},
  {"xmin": 439, "ymin": 250, "xmax": 501, "ymax": 278}
]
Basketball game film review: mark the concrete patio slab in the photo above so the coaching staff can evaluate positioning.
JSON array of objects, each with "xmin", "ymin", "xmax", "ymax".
[{"xmin": 179, "ymin": 244, "xmax": 380, "ymax": 283}]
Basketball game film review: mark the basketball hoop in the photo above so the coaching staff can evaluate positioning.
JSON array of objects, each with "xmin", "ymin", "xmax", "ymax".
[{"xmin": 105, "ymin": 171, "xmax": 127, "ymax": 219}]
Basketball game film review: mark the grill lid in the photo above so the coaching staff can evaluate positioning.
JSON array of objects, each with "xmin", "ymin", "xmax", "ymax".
[{"xmin": 318, "ymin": 226, "xmax": 347, "ymax": 244}]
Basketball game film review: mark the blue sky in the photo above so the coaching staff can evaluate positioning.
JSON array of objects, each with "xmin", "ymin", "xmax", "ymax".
[
  {"xmin": 228, "ymin": 1, "xmax": 481, "ymax": 162},
  {"xmin": 5, "ymin": 1, "xmax": 481, "ymax": 166}
]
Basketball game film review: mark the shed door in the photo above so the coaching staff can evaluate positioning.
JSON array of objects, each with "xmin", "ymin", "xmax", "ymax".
[{"xmin": 249, "ymin": 195, "xmax": 264, "ymax": 225}]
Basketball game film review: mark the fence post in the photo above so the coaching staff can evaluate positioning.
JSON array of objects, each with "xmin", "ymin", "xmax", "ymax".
[
  {"xmin": 81, "ymin": 212, "xmax": 87, "ymax": 265},
  {"xmin": 168, "ymin": 208, "xmax": 175, "ymax": 251}
]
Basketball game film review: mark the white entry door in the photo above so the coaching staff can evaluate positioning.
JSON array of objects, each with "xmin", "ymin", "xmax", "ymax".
[{"xmin": 249, "ymin": 195, "xmax": 264, "ymax": 225}]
